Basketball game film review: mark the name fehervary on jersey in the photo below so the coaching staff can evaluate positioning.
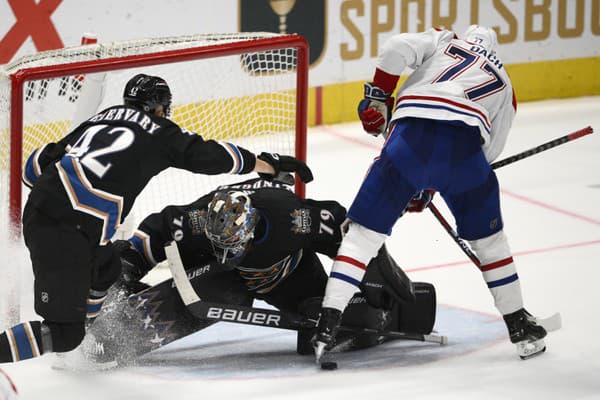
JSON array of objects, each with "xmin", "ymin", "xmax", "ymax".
[{"xmin": 88, "ymin": 107, "xmax": 162, "ymax": 134}]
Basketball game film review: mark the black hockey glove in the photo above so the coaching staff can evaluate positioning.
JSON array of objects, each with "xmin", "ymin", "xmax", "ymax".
[{"xmin": 257, "ymin": 152, "xmax": 314, "ymax": 183}]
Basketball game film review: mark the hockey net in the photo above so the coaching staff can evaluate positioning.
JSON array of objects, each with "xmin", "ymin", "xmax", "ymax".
[{"xmin": 0, "ymin": 32, "xmax": 308, "ymax": 327}]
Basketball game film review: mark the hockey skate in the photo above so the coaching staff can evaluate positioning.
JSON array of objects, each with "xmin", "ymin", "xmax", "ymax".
[{"xmin": 503, "ymin": 308, "xmax": 547, "ymax": 360}]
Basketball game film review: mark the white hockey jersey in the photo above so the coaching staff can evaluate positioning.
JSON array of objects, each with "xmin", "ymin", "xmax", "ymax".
[{"xmin": 377, "ymin": 27, "xmax": 516, "ymax": 162}]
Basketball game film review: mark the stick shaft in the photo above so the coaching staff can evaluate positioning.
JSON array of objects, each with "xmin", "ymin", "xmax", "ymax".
[
  {"xmin": 490, "ymin": 126, "xmax": 592, "ymax": 169},
  {"xmin": 428, "ymin": 204, "xmax": 481, "ymax": 265},
  {"xmin": 430, "ymin": 126, "xmax": 593, "ymax": 265}
]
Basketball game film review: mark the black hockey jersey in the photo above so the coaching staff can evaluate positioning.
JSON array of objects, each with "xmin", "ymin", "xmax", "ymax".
[
  {"xmin": 22, "ymin": 105, "xmax": 256, "ymax": 244},
  {"xmin": 129, "ymin": 179, "xmax": 347, "ymax": 293}
]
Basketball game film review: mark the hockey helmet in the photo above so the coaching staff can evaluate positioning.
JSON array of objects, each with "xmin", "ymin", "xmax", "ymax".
[
  {"xmin": 123, "ymin": 73, "xmax": 172, "ymax": 117},
  {"xmin": 205, "ymin": 191, "xmax": 259, "ymax": 264},
  {"xmin": 463, "ymin": 25, "xmax": 498, "ymax": 54}
]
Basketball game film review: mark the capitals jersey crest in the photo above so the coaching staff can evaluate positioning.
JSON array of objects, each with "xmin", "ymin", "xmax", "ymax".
[{"xmin": 290, "ymin": 208, "xmax": 311, "ymax": 234}]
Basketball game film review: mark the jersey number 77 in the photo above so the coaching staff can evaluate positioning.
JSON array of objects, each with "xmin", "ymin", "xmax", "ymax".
[{"xmin": 433, "ymin": 44, "xmax": 506, "ymax": 101}]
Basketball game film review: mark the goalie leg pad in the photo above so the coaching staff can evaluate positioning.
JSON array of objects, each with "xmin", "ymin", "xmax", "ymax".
[
  {"xmin": 295, "ymin": 294, "xmax": 390, "ymax": 355},
  {"xmin": 81, "ymin": 265, "xmax": 252, "ymax": 365},
  {"xmin": 336, "ymin": 293, "xmax": 391, "ymax": 351},
  {"xmin": 388, "ymin": 282, "xmax": 437, "ymax": 334},
  {"xmin": 361, "ymin": 245, "xmax": 415, "ymax": 309}
]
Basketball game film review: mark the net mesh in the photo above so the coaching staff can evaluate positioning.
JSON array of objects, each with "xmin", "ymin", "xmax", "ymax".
[
  {"xmin": 0, "ymin": 32, "xmax": 302, "ymax": 236},
  {"xmin": 0, "ymin": 33, "xmax": 304, "ymax": 326}
]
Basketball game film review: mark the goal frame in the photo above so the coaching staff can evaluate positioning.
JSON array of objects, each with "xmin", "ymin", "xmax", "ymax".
[{"xmin": 6, "ymin": 34, "xmax": 309, "ymax": 234}]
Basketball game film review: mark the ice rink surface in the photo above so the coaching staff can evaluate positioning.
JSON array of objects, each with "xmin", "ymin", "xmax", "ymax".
[{"xmin": 2, "ymin": 96, "xmax": 600, "ymax": 399}]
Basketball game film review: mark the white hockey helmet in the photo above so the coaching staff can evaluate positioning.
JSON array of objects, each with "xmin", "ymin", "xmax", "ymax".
[{"xmin": 463, "ymin": 25, "xmax": 498, "ymax": 54}]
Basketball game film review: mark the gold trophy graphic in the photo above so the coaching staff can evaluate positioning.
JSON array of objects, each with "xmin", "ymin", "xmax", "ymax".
[{"xmin": 269, "ymin": 0, "xmax": 297, "ymax": 33}]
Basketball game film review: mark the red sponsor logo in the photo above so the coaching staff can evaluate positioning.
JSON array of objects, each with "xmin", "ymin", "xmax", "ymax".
[{"xmin": 0, "ymin": 0, "xmax": 64, "ymax": 63}]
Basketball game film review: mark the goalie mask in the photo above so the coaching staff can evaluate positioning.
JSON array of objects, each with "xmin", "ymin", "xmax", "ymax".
[
  {"xmin": 205, "ymin": 191, "xmax": 259, "ymax": 264},
  {"xmin": 123, "ymin": 73, "xmax": 172, "ymax": 117}
]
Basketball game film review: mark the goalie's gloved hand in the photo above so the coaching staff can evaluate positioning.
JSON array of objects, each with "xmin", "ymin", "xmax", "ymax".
[
  {"xmin": 357, "ymin": 82, "xmax": 395, "ymax": 136},
  {"xmin": 311, "ymin": 307, "xmax": 342, "ymax": 361},
  {"xmin": 113, "ymin": 240, "xmax": 151, "ymax": 294},
  {"xmin": 406, "ymin": 189, "xmax": 436, "ymax": 213},
  {"xmin": 257, "ymin": 152, "xmax": 314, "ymax": 183}
]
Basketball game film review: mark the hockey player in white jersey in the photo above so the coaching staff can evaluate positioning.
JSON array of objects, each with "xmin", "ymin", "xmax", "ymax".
[{"xmin": 312, "ymin": 26, "xmax": 548, "ymax": 360}]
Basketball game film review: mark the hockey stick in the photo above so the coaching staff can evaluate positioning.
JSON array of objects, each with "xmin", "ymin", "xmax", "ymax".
[
  {"xmin": 421, "ymin": 206, "xmax": 563, "ymax": 333},
  {"xmin": 428, "ymin": 125, "xmax": 594, "ymax": 266},
  {"xmin": 428, "ymin": 203, "xmax": 481, "ymax": 267},
  {"xmin": 489, "ymin": 126, "xmax": 593, "ymax": 169},
  {"xmin": 165, "ymin": 242, "xmax": 448, "ymax": 344},
  {"xmin": 426, "ymin": 127, "xmax": 593, "ymax": 331}
]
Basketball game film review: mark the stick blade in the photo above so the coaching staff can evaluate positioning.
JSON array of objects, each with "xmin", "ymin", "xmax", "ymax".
[{"xmin": 536, "ymin": 312, "xmax": 562, "ymax": 332}]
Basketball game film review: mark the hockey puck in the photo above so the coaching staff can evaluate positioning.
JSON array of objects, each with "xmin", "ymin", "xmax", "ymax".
[{"xmin": 320, "ymin": 361, "xmax": 338, "ymax": 370}]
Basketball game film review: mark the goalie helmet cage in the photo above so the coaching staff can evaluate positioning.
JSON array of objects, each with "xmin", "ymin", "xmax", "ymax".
[
  {"xmin": 0, "ymin": 32, "xmax": 308, "ymax": 238},
  {"xmin": 0, "ymin": 33, "xmax": 307, "ymax": 327}
]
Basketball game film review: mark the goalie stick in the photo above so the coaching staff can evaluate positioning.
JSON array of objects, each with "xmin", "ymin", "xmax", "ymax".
[
  {"xmin": 425, "ymin": 127, "xmax": 594, "ymax": 332},
  {"xmin": 164, "ymin": 242, "xmax": 448, "ymax": 344}
]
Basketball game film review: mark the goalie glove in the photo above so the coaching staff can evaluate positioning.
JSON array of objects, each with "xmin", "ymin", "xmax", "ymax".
[
  {"xmin": 257, "ymin": 152, "xmax": 314, "ymax": 183},
  {"xmin": 357, "ymin": 82, "xmax": 395, "ymax": 136}
]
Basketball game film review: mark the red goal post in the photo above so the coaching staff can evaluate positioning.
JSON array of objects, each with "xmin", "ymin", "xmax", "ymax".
[{"xmin": 0, "ymin": 33, "xmax": 308, "ymax": 237}]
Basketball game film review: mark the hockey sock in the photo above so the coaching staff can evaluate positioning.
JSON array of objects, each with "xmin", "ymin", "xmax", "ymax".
[
  {"xmin": 468, "ymin": 230, "xmax": 524, "ymax": 315},
  {"xmin": 323, "ymin": 223, "xmax": 386, "ymax": 312},
  {"xmin": 86, "ymin": 289, "xmax": 108, "ymax": 320},
  {"xmin": 0, "ymin": 321, "xmax": 44, "ymax": 362}
]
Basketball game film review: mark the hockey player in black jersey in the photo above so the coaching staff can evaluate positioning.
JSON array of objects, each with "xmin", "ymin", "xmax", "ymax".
[
  {"xmin": 70, "ymin": 178, "xmax": 435, "ymax": 366},
  {"xmin": 0, "ymin": 74, "xmax": 313, "ymax": 364}
]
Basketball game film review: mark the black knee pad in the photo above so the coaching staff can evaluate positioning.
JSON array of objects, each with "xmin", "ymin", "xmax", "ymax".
[{"xmin": 44, "ymin": 321, "xmax": 86, "ymax": 353}]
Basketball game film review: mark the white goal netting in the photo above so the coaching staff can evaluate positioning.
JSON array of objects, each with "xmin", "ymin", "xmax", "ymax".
[{"xmin": 0, "ymin": 32, "xmax": 307, "ymax": 326}]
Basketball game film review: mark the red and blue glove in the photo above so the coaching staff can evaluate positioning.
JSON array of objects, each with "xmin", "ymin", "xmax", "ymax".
[{"xmin": 357, "ymin": 82, "xmax": 395, "ymax": 136}]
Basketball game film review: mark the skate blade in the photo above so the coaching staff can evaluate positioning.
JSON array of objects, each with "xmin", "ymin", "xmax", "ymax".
[{"xmin": 516, "ymin": 339, "xmax": 546, "ymax": 360}]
